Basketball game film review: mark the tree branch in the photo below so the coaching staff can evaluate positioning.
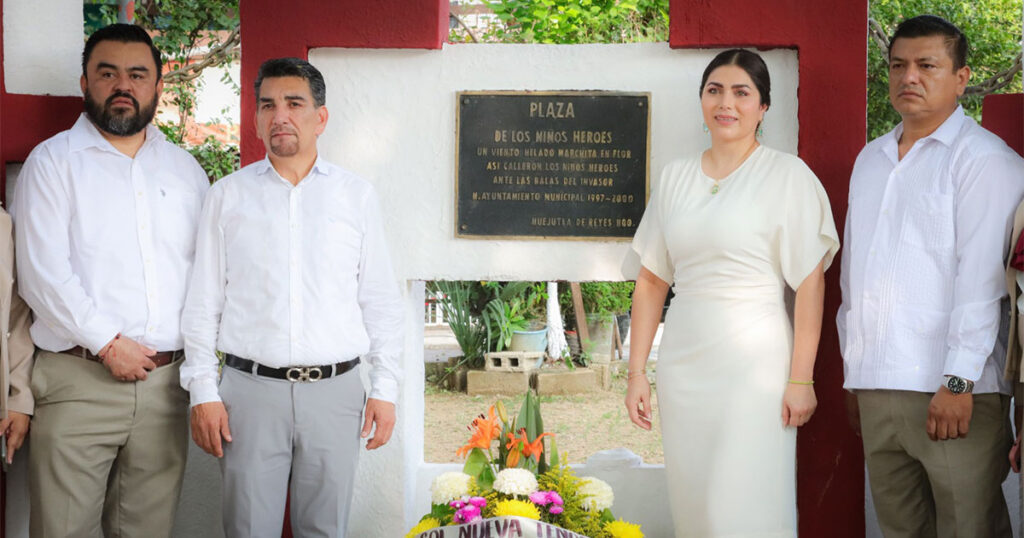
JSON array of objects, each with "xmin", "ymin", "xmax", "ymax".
[
  {"xmin": 451, "ymin": 13, "xmax": 480, "ymax": 43},
  {"xmin": 163, "ymin": 26, "xmax": 240, "ymax": 84}
]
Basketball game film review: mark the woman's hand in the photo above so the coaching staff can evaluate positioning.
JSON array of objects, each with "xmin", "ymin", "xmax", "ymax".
[
  {"xmin": 625, "ymin": 375, "xmax": 654, "ymax": 430},
  {"xmin": 782, "ymin": 383, "xmax": 817, "ymax": 427}
]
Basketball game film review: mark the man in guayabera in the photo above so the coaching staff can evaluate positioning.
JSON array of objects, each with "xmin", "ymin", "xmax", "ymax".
[
  {"xmin": 12, "ymin": 23, "xmax": 209, "ymax": 537},
  {"xmin": 181, "ymin": 57, "xmax": 404, "ymax": 537},
  {"xmin": 838, "ymin": 14, "xmax": 1024, "ymax": 537}
]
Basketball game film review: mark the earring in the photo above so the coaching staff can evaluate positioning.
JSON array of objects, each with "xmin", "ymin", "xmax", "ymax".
[
  {"xmin": 702, "ymin": 122, "xmax": 709, "ymax": 133},
  {"xmin": 756, "ymin": 124, "xmax": 764, "ymax": 137}
]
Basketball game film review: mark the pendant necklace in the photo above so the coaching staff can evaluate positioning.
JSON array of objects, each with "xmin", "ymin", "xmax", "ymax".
[{"xmin": 708, "ymin": 141, "xmax": 759, "ymax": 195}]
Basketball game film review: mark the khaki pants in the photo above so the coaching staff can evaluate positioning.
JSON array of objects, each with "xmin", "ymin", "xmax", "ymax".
[
  {"xmin": 28, "ymin": 350, "xmax": 189, "ymax": 538},
  {"xmin": 858, "ymin": 389, "xmax": 1012, "ymax": 538}
]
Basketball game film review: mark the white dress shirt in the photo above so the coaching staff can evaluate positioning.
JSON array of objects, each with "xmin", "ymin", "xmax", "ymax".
[
  {"xmin": 12, "ymin": 114, "xmax": 209, "ymax": 354},
  {"xmin": 838, "ymin": 106, "xmax": 1024, "ymax": 394},
  {"xmin": 180, "ymin": 156, "xmax": 404, "ymax": 406}
]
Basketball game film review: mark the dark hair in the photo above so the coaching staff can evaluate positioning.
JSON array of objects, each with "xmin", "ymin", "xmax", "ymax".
[
  {"xmin": 699, "ymin": 49, "xmax": 771, "ymax": 108},
  {"xmin": 82, "ymin": 24, "xmax": 162, "ymax": 79},
  {"xmin": 254, "ymin": 58, "xmax": 327, "ymax": 108},
  {"xmin": 889, "ymin": 15, "xmax": 967, "ymax": 71}
]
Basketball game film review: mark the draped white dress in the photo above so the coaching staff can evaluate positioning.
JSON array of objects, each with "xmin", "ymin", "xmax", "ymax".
[{"xmin": 626, "ymin": 146, "xmax": 839, "ymax": 537}]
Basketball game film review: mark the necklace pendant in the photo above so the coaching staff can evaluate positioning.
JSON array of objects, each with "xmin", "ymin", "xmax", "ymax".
[{"xmin": 710, "ymin": 184, "xmax": 720, "ymax": 195}]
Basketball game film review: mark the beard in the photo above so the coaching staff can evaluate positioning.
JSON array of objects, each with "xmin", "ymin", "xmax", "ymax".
[
  {"xmin": 83, "ymin": 88, "xmax": 157, "ymax": 137},
  {"xmin": 269, "ymin": 131, "xmax": 299, "ymax": 157}
]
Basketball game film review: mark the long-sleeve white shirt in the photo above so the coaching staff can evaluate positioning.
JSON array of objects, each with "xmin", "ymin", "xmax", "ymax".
[
  {"xmin": 11, "ymin": 114, "xmax": 209, "ymax": 354},
  {"xmin": 180, "ymin": 156, "xmax": 404, "ymax": 406},
  {"xmin": 838, "ymin": 106, "xmax": 1024, "ymax": 394}
]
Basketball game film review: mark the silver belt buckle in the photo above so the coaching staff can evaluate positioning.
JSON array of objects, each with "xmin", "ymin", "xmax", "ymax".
[{"xmin": 286, "ymin": 366, "xmax": 323, "ymax": 383}]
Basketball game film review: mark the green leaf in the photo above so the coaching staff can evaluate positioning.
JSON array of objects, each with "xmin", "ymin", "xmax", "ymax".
[
  {"xmin": 600, "ymin": 508, "xmax": 616, "ymax": 523},
  {"xmin": 463, "ymin": 447, "xmax": 491, "ymax": 480}
]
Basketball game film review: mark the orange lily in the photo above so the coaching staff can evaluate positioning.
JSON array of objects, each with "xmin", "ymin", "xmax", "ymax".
[
  {"xmin": 456, "ymin": 406, "xmax": 502, "ymax": 458},
  {"xmin": 505, "ymin": 428, "xmax": 553, "ymax": 467},
  {"xmin": 522, "ymin": 432, "xmax": 553, "ymax": 460},
  {"xmin": 505, "ymin": 429, "xmax": 529, "ymax": 467}
]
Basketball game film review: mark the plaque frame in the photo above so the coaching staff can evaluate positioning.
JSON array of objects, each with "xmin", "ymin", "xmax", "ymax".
[{"xmin": 454, "ymin": 90, "xmax": 651, "ymax": 241}]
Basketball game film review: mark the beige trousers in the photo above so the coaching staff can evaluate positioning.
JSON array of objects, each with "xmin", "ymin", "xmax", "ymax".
[
  {"xmin": 858, "ymin": 389, "xmax": 1012, "ymax": 538},
  {"xmin": 28, "ymin": 350, "xmax": 189, "ymax": 538}
]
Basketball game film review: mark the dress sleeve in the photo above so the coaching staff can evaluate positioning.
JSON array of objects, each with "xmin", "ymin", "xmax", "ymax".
[
  {"xmin": 623, "ymin": 189, "xmax": 674, "ymax": 284},
  {"xmin": 779, "ymin": 163, "xmax": 840, "ymax": 290}
]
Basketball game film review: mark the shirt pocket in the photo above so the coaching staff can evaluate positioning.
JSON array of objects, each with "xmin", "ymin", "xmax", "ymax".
[{"xmin": 901, "ymin": 193, "xmax": 955, "ymax": 252}]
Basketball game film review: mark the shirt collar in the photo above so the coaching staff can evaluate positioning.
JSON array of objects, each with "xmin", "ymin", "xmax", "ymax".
[
  {"xmin": 67, "ymin": 113, "xmax": 166, "ymax": 155},
  {"xmin": 882, "ymin": 105, "xmax": 965, "ymax": 163},
  {"xmin": 256, "ymin": 154, "xmax": 331, "ymax": 185}
]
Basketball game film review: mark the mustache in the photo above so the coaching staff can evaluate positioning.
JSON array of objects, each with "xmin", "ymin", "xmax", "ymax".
[
  {"xmin": 896, "ymin": 86, "xmax": 922, "ymax": 97},
  {"xmin": 106, "ymin": 91, "xmax": 139, "ymax": 109}
]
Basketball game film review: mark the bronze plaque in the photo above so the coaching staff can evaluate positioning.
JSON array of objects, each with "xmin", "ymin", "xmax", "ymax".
[{"xmin": 456, "ymin": 91, "xmax": 649, "ymax": 240}]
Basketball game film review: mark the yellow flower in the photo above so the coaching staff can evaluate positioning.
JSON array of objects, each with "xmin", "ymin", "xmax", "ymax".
[
  {"xmin": 604, "ymin": 519, "xmax": 643, "ymax": 538},
  {"xmin": 492, "ymin": 499, "xmax": 541, "ymax": 520},
  {"xmin": 405, "ymin": 517, "xmax": 441, "ymax": 538}
]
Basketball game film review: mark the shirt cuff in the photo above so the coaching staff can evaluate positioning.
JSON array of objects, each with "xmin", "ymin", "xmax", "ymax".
[
  {"xmin": 368, "ymin": 373, "xmax": 399, "ymax": 404},
  {"xmin": 187, "ymin": 377, "xmax": 222, "ymax": 407},
  {"xmin": 82, "ymin": 315, "xmax": 123, "ymax": 355},
  {"xmin": 943, "ymin": 348, "xmax": 988, "ymax": 383}
]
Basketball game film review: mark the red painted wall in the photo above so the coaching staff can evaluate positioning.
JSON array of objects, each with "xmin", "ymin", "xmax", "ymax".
[
  {"xmin": 238, "ymin": 0, "xmax": 868, "ymax": 536},
  {"xmin": 982, "ymin": 93, "xmax": 1024, "ymax": 157}
]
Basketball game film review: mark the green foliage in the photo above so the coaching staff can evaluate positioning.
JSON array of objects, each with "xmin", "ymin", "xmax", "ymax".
[
  {"xmin": 428, "ymin": 281, "xmax": 489, "ymax": 369},
  {"xmin": 482, "ymin": 0, "xmax": 669, "ymax": 43},
  {"xmin": 559, "ymin": 282, "xmax": 635, "ymax": 326},
  {"xmin": 515, "ymin": 391, "xmax": 548, "ymax": 473},
  {"xmin": 868, "ymin": 0, "xmax": 1023, "ymax": 139},
  {"xmin": 84, "ymin": 0, "xmax": 241, "ymax": 181}
]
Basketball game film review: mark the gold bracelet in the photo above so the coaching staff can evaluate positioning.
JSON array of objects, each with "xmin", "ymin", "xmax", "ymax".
[
  {"xmin": 788, "ymin": 379, "xmax": 814, "ymax": 385},
  {"xmin": 627, "ymin": 370, "xmax": 647, "ymax": 380}
]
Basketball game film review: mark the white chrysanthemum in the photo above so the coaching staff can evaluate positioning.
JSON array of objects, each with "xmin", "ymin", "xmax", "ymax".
[
  {"xmin": 492, "ymin": 468, "xmax": 539, "ymax": 496},
  {"xmin": 578, "ymin": 477, "xmax": 614, "ymax": 512},
  {"xmin": 430, "ymin": 472, "xmax": 473, "ymax": 505}
]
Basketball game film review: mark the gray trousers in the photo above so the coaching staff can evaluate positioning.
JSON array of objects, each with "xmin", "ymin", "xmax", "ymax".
[
  {"xmin": 858, "ymin": 390, "xmax": 1012, "ymax": 538},
  {"xmin": 219, "ymin": 363, "xmax": 365, "ymax": 538}
]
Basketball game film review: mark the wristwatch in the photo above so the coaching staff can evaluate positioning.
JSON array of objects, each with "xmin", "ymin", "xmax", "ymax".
[{"xmin": 943, "ymin": 375, "xmax": 975, "ymax": 395}]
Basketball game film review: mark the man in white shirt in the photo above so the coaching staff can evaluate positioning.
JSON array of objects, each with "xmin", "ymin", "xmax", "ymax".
[
  {"xmin": 838, "ymin": 15, "xmax": 1024, "ymax": 537},
  {"xmin": 11, "ymin": 24, "xmax": 209, "ymax": 537},
  {"xmin": 181, "ymin": 57, "xmax": 404, "ymax": 537}
]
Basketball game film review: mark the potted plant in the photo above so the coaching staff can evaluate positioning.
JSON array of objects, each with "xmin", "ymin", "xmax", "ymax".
[{"xmin": 558, "ymin": 282, "xmax": 635, "ymax": 363}]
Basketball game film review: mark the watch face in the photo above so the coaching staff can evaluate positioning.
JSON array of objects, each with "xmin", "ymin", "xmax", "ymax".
[{"xmin": 947, "ymin": 376, "xmax": 967, "ymax": 394}]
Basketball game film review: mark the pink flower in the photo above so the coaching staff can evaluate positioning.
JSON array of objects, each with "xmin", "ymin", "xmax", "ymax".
[
  {"xmin": 450, "ymin": 499, "xmax": 465, "ymax": 510},
  {"xmin": 549, "ymin": 504, "xmax": 564, "ymax": 515},
  {"xmin": 548, "ymin": 492, "xmax": 564, "ymax": 505},
  {"xmin": 468, "ymin": 496, "xmax": 487, "ymax": 508},
  {"xmin": 529, "ymin": 491, "xmax": 551, "ymax": 505},
  {"xmin": 455, "ymin": 504, "xmax": 482, "ymax": 524}
]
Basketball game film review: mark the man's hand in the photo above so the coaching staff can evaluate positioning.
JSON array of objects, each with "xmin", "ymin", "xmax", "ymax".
[
  {"xmin": 625, "ymin": 375, "xmax": 653, "ymax": 430},
  {"xmin": 190, "ymin": 402, "xmax": 232, "ymax": 457},
  {"xmin": 782, "ymin": 383, "xmax": 817, "ymax": 427},
  {"xmin": 100, "ymin": 335, "xmax": 157, "ymax": 382},
  {"xmin": 927, "ymin": 386, "xmax": 973, "ymax": 441},
  {"xmin": 0, "ymin": 411, "xmax": 30, "ymax": 464},
  {"xmin": 1011, "ymin": 431, "xmax": 1022, "ymax": 472},
  {"xmin": 361, "ymin": 398, "xmax": 395, "ymax": 450}
]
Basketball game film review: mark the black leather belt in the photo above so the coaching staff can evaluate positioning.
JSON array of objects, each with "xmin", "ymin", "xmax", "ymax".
[{"xmin": 223, "ymin": 354, "xmax": 359, "ymax": 383}]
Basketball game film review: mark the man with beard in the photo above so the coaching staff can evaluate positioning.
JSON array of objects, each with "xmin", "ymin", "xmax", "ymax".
[
  {"xmin": 11, "ymin": 24, "xmax": 208, "ymax": 537},
  {"xmin": 838, "ymin": 15, "xmax": 1024, "ymax": 536},
  {"xmin": 181, "ymin": 57, "xmax": 403, "ymax": 536}
]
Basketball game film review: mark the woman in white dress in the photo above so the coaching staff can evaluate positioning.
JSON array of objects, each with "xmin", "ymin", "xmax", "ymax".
[{"xmin": 623, "ymin": 49, "xmax": 840, "ymax": 537}]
